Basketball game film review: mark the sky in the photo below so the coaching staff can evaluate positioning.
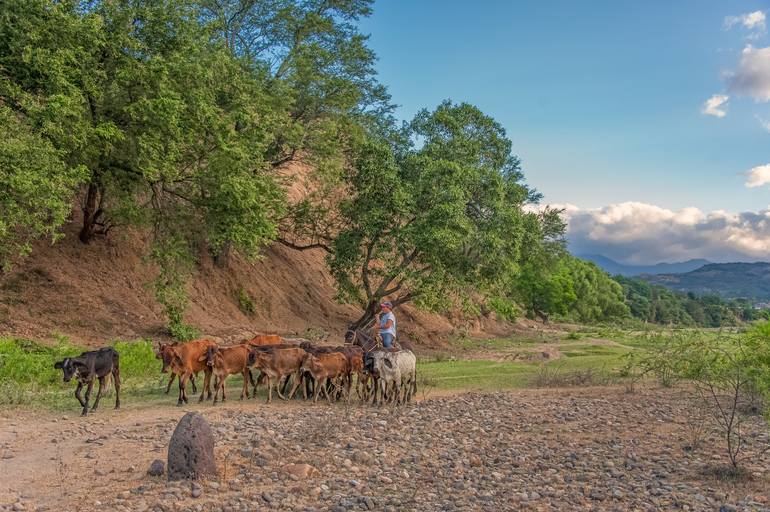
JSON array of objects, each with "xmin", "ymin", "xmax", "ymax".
[{"xmin": 359, "ymin": 0, "xmax": 770, "ymax": 264}]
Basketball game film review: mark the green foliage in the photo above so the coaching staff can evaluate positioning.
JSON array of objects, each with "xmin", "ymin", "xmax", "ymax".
[
  {"xmin": 237, "ymin": 287, "xmax": 256, "ymax": 316},
  {"xmin": 512, "ymin": 251, "xmax": 629, "ymax": 324},
  {"xmin": 0, "ymin": 90, "xmax": 87, "ymax": 272},
  {"xmin": 0, "ymin": 0, "xmax": 385, "ymax": 327},
  {"xmin": 626, "ymin": 326, "xmax": 770, "ymax": 469},
  {"xmin": 150, "ymin": 234, "xmax": 194, "ymax": 335},
  {"xmin": 616, "ymin": 276, "xmax": 761, "ymax": 327},
  {"xmin": 327, "ymin": 101, "xmax": 551, "ymax": 325},
  {"xmin": 168, "ymin": 323, "xmax": 201, "ymax": 342},
  {"xmin": 487, "ymin": 297, "xmax": 520, "ymax": 322}
]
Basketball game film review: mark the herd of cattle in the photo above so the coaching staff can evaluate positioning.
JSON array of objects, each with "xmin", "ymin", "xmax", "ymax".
[{"xmin": 53, "ymin": 331, "xmax": 418, "ymax": 416}]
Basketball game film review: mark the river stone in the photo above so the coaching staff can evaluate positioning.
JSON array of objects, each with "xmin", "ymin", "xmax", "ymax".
[
  {"xmin": 147, "ymin": 459, "xmax": 165, "ymax": 477},
  {"xmin": 167, "ymin": 412, "xmax": 218, "ymax": 481}
]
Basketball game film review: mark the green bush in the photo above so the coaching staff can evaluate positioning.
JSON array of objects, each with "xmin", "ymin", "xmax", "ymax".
[
  {"xmin": 237, "ymin": 287, "xmax": 256, "ymax": 316},
  {"xmin": 169, "ymin": 322, "xmax": 201, "ymax": 342}
]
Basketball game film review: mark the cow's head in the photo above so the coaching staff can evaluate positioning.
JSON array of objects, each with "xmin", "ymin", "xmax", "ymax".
[
  {"xmin": 158, "ymin": 346, "xmax": 178, "ymax": 373},
  {"xmin": 368, "ymin": 352, "xmax": 393, "ymax": 379},
  {"xmin": 249, "ymin": 350, "xmax": 270, "ymax": 369},
  {"xmin": 54, "ymin": 358, "xmax": 83, "ymax": 382},
  {"xmin": 300, "ymin": 353, "xmax": 318, "ymax": 373},
  {"xmin": 155, "ymin": 342, "xmax": 170, "ymax": 360},
  {"xmin": 198, "ymin": 346, "xmax": 218, "ymax": 367}
]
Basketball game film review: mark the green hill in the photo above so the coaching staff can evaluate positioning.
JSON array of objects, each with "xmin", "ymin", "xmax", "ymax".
[{"xmin": 642, "ymin": 262, "xmax": 770, "ymax": 300}]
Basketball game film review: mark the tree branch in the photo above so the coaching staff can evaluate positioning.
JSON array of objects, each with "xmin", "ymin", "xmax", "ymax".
[{"xmin": 276, "ymin": 237, "xmax": 332, "ymax": 253}]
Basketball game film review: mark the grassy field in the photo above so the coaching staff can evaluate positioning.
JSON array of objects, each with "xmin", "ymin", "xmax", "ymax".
[{"xmin": 0, "ymin": 326, "xmax": 743, "ymax": 410}]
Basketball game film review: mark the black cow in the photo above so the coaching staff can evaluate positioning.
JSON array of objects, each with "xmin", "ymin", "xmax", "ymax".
[{"xmin": 54, "ymin": 347, "xmax": 121, "ymax": 416}]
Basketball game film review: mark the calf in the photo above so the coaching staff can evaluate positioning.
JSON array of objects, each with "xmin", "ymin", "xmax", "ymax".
[
  {"xmin": 155, "ymin": 342, "xmax": 197, "ymax": 394},
  {"xmin": 297, "ymin": 344, "xmax": 362, "ymax": 400},
  {"xmin": 296, "ymin": 352, "xmax": 349, "ymax": 404},
  {"xmin": 166, "ymin": 339, "xmax": 218, "ymax": 405},
  {"xmin": 200, "ymin": 344, "xmax": 252, "ymax": 404},
  {"xmin": 54, "ymin": 347, "xmax": 120, "ymax": 416},
  {"xmin": 248, "ymin": 346, "xmax": 306, "ymax": 403}
]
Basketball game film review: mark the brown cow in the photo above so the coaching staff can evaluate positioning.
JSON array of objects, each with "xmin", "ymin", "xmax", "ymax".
[
  {"xmin": 167, "ymin": 339, "xmax": 218, "ymax": 405},
  {"xmin": 248, "ymin": 347, "xmax": 306, "ymax": 403},
  {"xmin": 155, "ymin": 342, "xmax": 197, "ymax": 394},
  {"xmin": 299, "ymin": 343, "xmax": 362, "ymax": 400},
  {"xmin": 200, "ymin": 344, "xmax": 252, "ymax": 404},
  {"xmin": 296, "ymin": 352, "xmax": 349, "ymax": 404},
  {"xmin": 246, "ymin": 334, "xmax": 283, "ymax": 347}
]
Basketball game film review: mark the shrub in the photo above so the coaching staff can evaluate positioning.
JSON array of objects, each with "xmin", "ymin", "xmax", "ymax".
[
  {"xmin": 628, "ymin": 327, "xmax": 770, "ymax": 472},
  {"xmin": 237, "ymin": 287, "xmax": 256, "ymax": 316},
  {"xmin": 169, "ymin": 322, "xmax": 201, "ymax": 342}
]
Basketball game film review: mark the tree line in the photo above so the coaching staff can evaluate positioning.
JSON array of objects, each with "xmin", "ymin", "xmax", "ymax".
[{"xmin": 1, "ymin": 1, "xmax": 759, "ymax": 334}]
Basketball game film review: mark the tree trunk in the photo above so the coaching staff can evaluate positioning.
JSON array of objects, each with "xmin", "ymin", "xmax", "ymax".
[
  {"xmin": 79, "ymin": 182, "xmax": 102, "ymax": 244},
  {"xmin": 349, "ymin": 300, "xmax": 380, "ymax": 332},
  {"xmin": 213, "ymin": 241, "xmax": 232, "ymax": 268}
]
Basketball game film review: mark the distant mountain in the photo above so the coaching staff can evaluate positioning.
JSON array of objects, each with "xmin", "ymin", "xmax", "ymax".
[
  {"xmin": 642, "ymin": 262, "xmax": 770, "ymax": 300},
  {"xmin": 578, "ymin": 254, "xmax": 711, "ymax": 276}
]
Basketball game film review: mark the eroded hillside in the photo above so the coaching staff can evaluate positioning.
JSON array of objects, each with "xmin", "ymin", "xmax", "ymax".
[{"xmin": 0, "ymin": 209, "xmax": 513, "ymax": 347}]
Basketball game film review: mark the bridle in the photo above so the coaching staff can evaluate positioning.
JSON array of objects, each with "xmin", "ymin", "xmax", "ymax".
[{"xmin": 346, "ymin": 328, "xmax": 380, "ymax": 354}]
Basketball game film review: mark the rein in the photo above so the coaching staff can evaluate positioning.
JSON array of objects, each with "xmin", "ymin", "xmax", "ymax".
[{"xmin": 347, "ymin": 328, "xmax": 380, "ymax": 354}]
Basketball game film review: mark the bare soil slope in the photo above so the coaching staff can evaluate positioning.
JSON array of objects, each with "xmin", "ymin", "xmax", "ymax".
[{"xmin": 0, "ymin": 212, "xmax": 512, "ymax": 347}]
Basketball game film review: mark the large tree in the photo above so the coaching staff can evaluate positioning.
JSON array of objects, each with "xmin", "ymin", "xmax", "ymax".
[
  {"xmin": 198, "ymin": 0, "xmax": 393, "ymax": 253},
  {"xmin": 1, "ymin": 0, "xmax": 286, "ymax": 248},
  {"xmin": 328, "ymin": 101, "xmax": 550, "ymax": 329}
]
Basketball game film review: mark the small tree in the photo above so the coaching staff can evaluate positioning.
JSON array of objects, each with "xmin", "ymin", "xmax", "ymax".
[{"xmin": 635, "ymin": 330, "xmax": 770, "ymax": 474}]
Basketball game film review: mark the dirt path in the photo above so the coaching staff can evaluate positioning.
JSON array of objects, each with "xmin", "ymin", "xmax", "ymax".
[{"xmin": 2, "ymin": 387, "xmax": 770, "ymax": 512}]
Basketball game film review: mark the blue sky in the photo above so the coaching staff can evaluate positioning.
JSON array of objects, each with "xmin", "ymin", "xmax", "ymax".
[{"xmin": 359, "ymin": 1, "xmax": 770, "ymax": 263}]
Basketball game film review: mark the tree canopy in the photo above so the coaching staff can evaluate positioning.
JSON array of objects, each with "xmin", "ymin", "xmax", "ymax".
[{"xmin": 325, "ymin": 101, "xmax": 553, "ymax": 327}]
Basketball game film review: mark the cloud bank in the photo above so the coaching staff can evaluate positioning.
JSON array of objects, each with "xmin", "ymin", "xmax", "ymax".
[{"xmin": 549, "ymin": 202, "xmax": 770, "ymax": 264}]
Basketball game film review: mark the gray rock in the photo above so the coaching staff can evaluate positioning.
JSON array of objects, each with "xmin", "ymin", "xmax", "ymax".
[
  {"xmin": 147, "ymin": 459, "xmax": 165, "ymax": 477},
  {"xmin": 167, "ymin": 413, "xmax": 218, "ymax": 481}
]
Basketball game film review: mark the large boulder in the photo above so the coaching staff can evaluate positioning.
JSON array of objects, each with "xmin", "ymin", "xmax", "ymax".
[{"xmin": 167, "ymin": 412, "xmax": 218, "ymax": 481}]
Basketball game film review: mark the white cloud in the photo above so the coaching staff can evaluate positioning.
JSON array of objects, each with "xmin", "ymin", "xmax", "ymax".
[
  {"xmin": 701, "ymin": 94, "xmax": 729, "ymax": 117},
  {"xmin": 546, "ymin": 201, "xmax": 770, "ymax": 264},
  {"xmin": 745, "ymin": 163, "xmax": 770, "ymax": 187},
  {"xmin": 727, "ymin": 46, "xmax": 770, "ymax": 101},
  {"xmin": 724, "ymin": 11, "xmax": 766, "ymax": 32}
]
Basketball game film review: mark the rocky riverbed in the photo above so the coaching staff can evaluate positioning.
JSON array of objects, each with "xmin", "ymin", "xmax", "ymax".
[{"xmin": 1, "ymin": 388, "xmax": 769, "ymax": 511}]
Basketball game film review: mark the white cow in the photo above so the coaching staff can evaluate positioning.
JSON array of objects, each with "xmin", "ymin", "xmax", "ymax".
[{"xmin": 371, "ymin": 350, "xmax": 417, "ymax": 405}]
